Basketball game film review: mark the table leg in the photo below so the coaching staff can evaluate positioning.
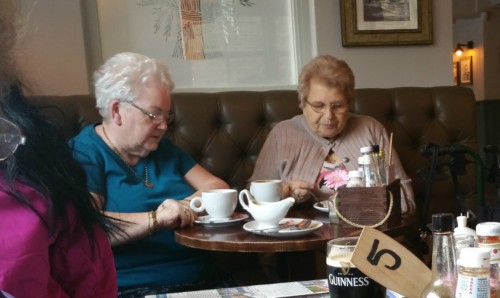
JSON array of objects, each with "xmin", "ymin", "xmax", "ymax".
[{"xmin": 278, "ymin": 251, "xmax": 327, "ymax": 282}]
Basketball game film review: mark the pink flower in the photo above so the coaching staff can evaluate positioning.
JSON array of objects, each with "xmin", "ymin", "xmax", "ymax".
[{"xmin": 324, "ymin": 168, "xmax": 349, "ymax": 190}]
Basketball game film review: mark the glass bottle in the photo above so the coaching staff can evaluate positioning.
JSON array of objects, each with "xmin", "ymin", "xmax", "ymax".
[
  {"xmin": 421, "ymin": 213, "xmax": 458, "ymax": 298},
  {"xmin": 476, "ymin": 222, "xmax": 500, "ymax": 298},
  {"xmin": 456, "ymin": 247, "xmax": 491, "ymax": 298},
  {"xmin": 328, "ymin": 195, "xmax": 340, "ymax": 224},
  {"xmin": 360, "ymin": 146, "xmax": 384, "ymax": 186},
  {"xmin": 358, "ymin": 155, "xmax": 383, "ymax": 187},
  {"xmin": 453, "ymin": 214, "xmax": 477, "ymax": 258}
]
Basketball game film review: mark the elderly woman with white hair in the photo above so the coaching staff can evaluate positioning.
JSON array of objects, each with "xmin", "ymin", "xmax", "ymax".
[{"xmin": 69, "ymin": 52, "xmax": 229, "ymax": 297}]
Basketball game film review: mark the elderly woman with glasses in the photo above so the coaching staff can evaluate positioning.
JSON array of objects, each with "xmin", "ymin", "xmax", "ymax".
[
  {"xmin": 250, "ymin": 55, "xmax": 415, "ymax": 215},
  {"xmin": 69, "ymin": 52, "xmax": 229, "ymax": 297}
]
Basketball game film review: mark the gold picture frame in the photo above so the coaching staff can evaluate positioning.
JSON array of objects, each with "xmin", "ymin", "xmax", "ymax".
[
  {"xmin": 340, "ymin": 0, "xmax": 433, "ymax": 47},
  {"xmin": 459, "ymin": 56, "xmax": 473, "ymax": 85}
]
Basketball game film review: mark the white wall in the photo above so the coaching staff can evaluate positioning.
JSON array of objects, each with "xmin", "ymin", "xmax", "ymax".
[
  {"xmin": 452, "ymin": 9, "xmax": 500, "ymax": 101},
  {"xmin": 313, "ymin": 0, "xmax": 453, "ymax": 88},
  {"xmin": 16, "ymin": 0, "xmax": 454, "ymax": 95},
  {"xmin": 453, "ymin": 16, "xmax": 485, "ymax": 100},
  {"xmin": 16, "ymin": 0, "xmax": 89, "ymax": 95},
  {"xmin": 483, "ymin": 10, "xmax": 500, "ymax": 100}
]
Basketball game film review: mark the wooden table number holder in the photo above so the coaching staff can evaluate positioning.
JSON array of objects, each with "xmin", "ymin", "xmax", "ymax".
[
  {"xmin": 352, "ymin": 227, "xmax": 431, "ymax": 298},
  {"xmin": 336, "ymin": 179, "xmax": 401, "ymax": 228}
]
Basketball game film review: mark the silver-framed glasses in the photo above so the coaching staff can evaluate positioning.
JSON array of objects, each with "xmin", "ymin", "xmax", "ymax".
[
  {"xmin": 0, "ymin": 117, "xmax": 26, "ymax": 161},
  {"xmin": 304, "ymin": 99, "xmax": 349, "ymax": 114},
  {"xmin": 124, "ymin": 101, "xmax": 166, "ymax": 125}
]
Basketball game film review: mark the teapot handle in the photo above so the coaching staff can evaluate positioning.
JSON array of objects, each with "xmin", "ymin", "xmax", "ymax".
[{"xmin": 238, "ymin": 189, "xmax": 253, "ymax": 211}]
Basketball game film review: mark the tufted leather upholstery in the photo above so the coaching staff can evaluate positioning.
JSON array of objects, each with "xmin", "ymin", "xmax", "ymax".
[{"xmin": 28, "ymin": 86, "xmax": 477, "ymax": 225}]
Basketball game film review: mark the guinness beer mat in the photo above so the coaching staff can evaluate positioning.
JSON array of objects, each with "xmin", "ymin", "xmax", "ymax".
[{"xmin": 351, "ymin": 227, "xmax": 431, "ymax": 298}]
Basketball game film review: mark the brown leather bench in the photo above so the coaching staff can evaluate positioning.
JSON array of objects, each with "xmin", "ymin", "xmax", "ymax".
[{"xmin": 28, "ymin": 86, "xmax": 478, "ymax": 229}]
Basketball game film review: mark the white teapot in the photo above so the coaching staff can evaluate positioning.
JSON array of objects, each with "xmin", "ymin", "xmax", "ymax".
[{"xmin": 239, "ymin": 191, "xmax": 295, "ymax": 228}]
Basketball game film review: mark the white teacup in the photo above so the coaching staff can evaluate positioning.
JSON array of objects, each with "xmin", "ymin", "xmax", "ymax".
[
  {"xmin": 246, "ymin": 179, "xmax": 283, "ymax": 203},
  {"xmin": 190, "ymin": 189, "xmax": 237, "ymax": 220}
]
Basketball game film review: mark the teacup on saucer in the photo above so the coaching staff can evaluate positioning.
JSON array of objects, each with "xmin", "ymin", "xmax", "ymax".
[
  {"xmin": 195, "ymin": 213, "xmax": 249, "ymax": 228},
  {"xmin": 190, "ymin": 189, "xmax": 237, "ymax": 220}
]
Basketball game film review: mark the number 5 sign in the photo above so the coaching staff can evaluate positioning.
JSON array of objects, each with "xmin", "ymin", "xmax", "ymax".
[{"xmin": 351, "ymin": 227, "xmax": 432, "ymax": 298}]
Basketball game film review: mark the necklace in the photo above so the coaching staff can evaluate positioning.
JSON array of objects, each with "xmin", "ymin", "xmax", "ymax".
[{"xmin": 102, "ymin": 125, "xmax": 154, "ymax": 188}]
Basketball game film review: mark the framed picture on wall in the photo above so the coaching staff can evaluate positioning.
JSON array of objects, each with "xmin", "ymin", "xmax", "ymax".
[
  {"xmin": 340, "ymin": 0, "xmax": 433, "ymax": 46},
  {"xmin": 453, "ymin": 62, "xmax": 459, "ymax": 86},
  {"xmin": 459, "ymin": 56, "xmax": 473, "ymax": 85},
  {"xmin": 84, "ymin": 0, "xmax": 303, "ymax": 90}
]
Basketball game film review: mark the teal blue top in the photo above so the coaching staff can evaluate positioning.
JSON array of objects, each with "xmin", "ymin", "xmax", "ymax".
[{"xmin": 69, "ymin": 124, "xmax": 211, "ymax": 289}]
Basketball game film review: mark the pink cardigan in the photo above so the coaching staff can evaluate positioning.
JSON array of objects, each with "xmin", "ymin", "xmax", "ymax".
[
  {"xmin": 0, "ymin": 181, "xmax": 117, "ymax": 298},
  {"xmin": 251, "ymin": 114, "xmax": 415, "ymax": 214}
]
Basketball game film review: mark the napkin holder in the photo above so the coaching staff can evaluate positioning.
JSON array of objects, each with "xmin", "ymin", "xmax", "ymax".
[{"xmin": 336, "ymin": 179, "xmax": 401, "ymax": 228}]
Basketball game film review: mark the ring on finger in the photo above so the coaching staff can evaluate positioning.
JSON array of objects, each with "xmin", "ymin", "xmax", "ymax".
[{"xmin": 183, "ymin": 208, "xmax": 188, "ymax": 214}]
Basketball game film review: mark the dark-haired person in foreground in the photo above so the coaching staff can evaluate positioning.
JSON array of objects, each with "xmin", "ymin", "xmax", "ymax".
[{"xmin": 0, "ymin": 1, "xmax": 119, "ymax": 296}]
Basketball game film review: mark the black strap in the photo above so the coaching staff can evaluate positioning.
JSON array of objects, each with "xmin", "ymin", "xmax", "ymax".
[
  {"xmin": 449, "ymin": 168, "xmax": 466, "ymax": 215},
  {"xmin": 421, "ymin": 146, "xmax": 439, "ymax": 228}
]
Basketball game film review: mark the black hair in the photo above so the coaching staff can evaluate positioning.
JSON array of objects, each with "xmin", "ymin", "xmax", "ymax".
[{"xmin": 0, "ymin": 83, "xmax": 118, "ymax": 250}]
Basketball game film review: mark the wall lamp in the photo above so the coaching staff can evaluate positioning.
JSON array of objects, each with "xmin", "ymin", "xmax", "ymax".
[{"xmin": 454, "ymin": 41, "xmax": 474, "ymax": 56}]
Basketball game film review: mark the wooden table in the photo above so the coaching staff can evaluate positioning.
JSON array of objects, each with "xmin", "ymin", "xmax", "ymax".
[
  {"xmin": 175, "ymin": 204, "xmax": 416, "ymax": 282},
  {"xmin": 175, "ymin": 205, "xmax": 415, "ymax": 253}
]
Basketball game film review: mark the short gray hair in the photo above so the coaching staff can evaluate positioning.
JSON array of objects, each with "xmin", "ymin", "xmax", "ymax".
[
  {"xmin": 298, "ymin": 55, "xmax": 355, "ymax": 108},
  {"xmin": 94, "ymin": 52, "xmax": 175, "ymax": 119}
]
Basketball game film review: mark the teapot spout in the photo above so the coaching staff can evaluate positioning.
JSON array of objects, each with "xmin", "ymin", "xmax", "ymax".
[{"xmin": 278, "ymin": 196, "xmax": 295, "ymax": 212}]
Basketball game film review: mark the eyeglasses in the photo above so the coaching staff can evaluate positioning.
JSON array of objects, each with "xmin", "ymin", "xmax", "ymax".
[
  {"xmin": 304, "ymin": 99, "xmax": 349, "ymax": 114},
  {"xmin": 0, "ymin": 117, "xmax": 26, "ymax": 161},
  {"xmin": 125, "ymin": 102, "xmax": 168, "ymax": 125}
]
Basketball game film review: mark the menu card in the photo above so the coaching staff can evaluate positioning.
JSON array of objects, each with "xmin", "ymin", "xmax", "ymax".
[
  {"xmin": 146, "ymin": 279, "xmax": 405, "ymax": 298},
  {"xmin": 146, "ymin": 279, "xmax": 329, "ymax": 298}
]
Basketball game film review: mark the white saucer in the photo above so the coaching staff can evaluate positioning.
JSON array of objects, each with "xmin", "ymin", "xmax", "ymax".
[
  {"xmin": 194, "ymin": 213, "xmax": 249, "ymax": 227},
  {"xmin": 243, "ymin": 218, "xmax": 323, "ymax": 238},
  {"xmin": 313, "ymin": 201, "xmax": 329, "ymax": 213}
]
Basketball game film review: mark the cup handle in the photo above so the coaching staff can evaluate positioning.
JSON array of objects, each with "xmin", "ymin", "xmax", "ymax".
[
  {"xmin": 190, "ymin": 197, "xmax": 205, "ymax": 212},
  {"xmin": 238, "ymin": 189, "xmax": 252, "ymax": 211}
]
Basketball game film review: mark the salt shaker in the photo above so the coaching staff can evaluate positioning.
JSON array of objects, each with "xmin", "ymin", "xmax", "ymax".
[
  {"xmin": 346, "ymin": 170, "xmax": 363, "ymax": 188},
  {"xmin": 358, "ymin": 155, "xmax": 383, "ymax": 187}
]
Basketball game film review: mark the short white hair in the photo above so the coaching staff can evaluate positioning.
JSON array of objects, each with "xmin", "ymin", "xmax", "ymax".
[{"xmin": 93, "ymin": 52, "xmax": 175, "ymax": 119}]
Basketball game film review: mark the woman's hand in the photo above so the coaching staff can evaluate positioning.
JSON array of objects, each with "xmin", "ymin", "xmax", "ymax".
[
  {"xmin": 285, "ymin": 180, "xmax": 315, "ymax": 203},
  {"xmin": 156, "ymin": 199, "xmax": 194, "ymax": 229}
]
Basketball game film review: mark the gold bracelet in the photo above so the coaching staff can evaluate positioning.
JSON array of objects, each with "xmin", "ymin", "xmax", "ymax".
[
  {"xmin": 147, "ymin": 211, "xmax": 153, "ymax": 235},
  {"xmin": 148, "ymin": 211, "xmax": 159, "ymax": 235}
]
